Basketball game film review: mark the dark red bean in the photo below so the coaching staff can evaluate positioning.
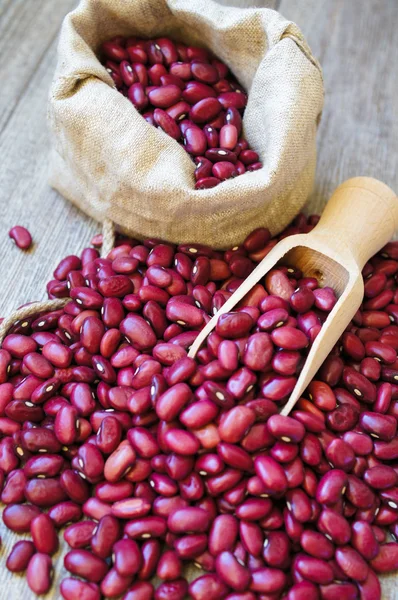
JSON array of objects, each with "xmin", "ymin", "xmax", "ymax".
[
  {"xmin": 267, "ymin": 414, "xmax": 305, "ymax": 443},
  {"xmin": 9, "ymin": 225, "xmax": 32, "ymax": 249},
  {"xmin": 335, "ymin": 546, "xmax": 369, "ymax": 581},
  {"xmin": 3, "ymin": 503, "xmax": 41, "ymax": 532},
  {"xmin": 64, "ymin": 521, "xmax": 96, "ymax": 549},
  {"xmin": 30, "ymin": 512, "xmax": 58, "ymax": 556},
  {"xmin": 6, "ymin": 540, "xmax": 35, "ymax": 572},
  {"xmin": 255, "ymin": 456, "xmax": 288, "ymax": 494},
  {"xmin": 61, "ymin": 579, "xmax": 100, "ymax": 600},
  {"xmin": 64, "ymin": 549, "xmax": 109, "ymax": 582},
  {"xmin": 351, "ymin": 520, "xmax": 379, "ymax": 559},
  {"xmin": 318, "ymin": 508, "xmax": 351, "ymax": 545},
  {"xmin": 370, "ymin": 542, "xmax": 398, "ymax": 573},
  {"xmin": 27, "ymin": 553, "xmax": 53, "ymax": 595},
  {"xmin": 296, "ymin": 554, "xmax": 334, "ymax": 584},
  {"xmin": 25, "ymin": 477, "xmax": 67, "ymax": 507}
]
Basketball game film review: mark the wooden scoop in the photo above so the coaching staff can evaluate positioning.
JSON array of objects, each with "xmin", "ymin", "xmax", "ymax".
[{"xmin": 188, "ymin": 177, "xmax": 398, "ymax": 416}]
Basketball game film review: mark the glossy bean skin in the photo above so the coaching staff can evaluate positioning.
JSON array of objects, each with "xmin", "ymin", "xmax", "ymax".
[
  {"xmin": 5, "ymin": 181, "xmax": 398, "ymax": 600},
  {"xmin": 99, "ymin": 36, "xmax": 261, "ymax": 188}
]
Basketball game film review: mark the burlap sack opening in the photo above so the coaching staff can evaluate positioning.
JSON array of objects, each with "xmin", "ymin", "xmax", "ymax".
[{"xmin": 48, "ymin": 0, "xmax": 324, "ymax": 249}]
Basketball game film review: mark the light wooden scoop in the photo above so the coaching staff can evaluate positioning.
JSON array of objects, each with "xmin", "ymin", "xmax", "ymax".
[{"xmin": 188, "ymin": 177, "xmax": 398, "ymax": 415}]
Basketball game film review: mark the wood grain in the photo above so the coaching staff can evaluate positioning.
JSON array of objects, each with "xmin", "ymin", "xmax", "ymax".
[
  {"xmin": 279, "ymin": 0, "xmax": 398, "ymax": 215},
  {"xmin": 0, "ymin": 0, "xmax": 397, "ymax": 598}
]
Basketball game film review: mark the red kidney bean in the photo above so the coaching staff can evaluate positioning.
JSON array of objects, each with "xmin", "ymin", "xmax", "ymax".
[
  {"xmin": 156, "ymin": 383, "xmax": 192, "ymax": 421},
  {"xmin": 360, "ymin": 411, "xmax": 397, "ymax": 440},
  {"xmin": 60, "ymin": 469, "xmax": 90, "ymax": 504},
  {"xmin": 173, "ymin": 533, "xmax": 207, "ymax": 559},
  {"xmin": 364, "ymin": 464, "xmax": 398, "ymax": 489},
  {"xmin": 325, "ymin": 437, "xmax": 355, "ymax": 472},
  {"xmin": 54, "ymin": 404, "xmax": 79, "ymax": 445},
  {"xmin": 189, "ymin": 574, "xmax": 228, "ymax": 600},
  {"xmin": 295, "ymin": 554, "xmax": 334, "ymax": 584},
  {"xmin": 42, "ymin": 341, "xmax": 72, "ymax": 367},
  {"xmin": 190, "ymin": 97, "xmax": 222, "ymax": 123},
  {"xmin": 267, "ymin": 414, "xmax": 305, "ymax": 443},
  {"xmin": 316, "ymin": 469, "xmax": 347, "ymax": 505},
  {"xmin": 64, "ymin": 549, "xmax": 109, "ymax": 582},
  {"xmin": 60, "ymin": 579, "xmax": 100, "ymax": 600},
  {"xmin": 370, "ymin": 542, "xmax": 398, "ymax": 573},
  {"xmin": 2, "ymin": 503, "xmax": 41, "ymax": 533},
  {"xmin": 111, "ymin": 538, "xmax": 142, "ymax": 578},
  {"xmin": 215, "ymin": 551, "xmax": 251, "ymax": 591},
  {"xmin": 164, "ymin": 428, "xmax": 200, "ymax": 455},
  {"xmin": 300, "ymin": 530, "xmax": 334, "ymax": 560},
  {"xmin": 351, "ymin": 520, "xmax": 379, "ymax": 559},
  {"xmin": 99, "ymin": 328, "xmax": 121, "ymax": 359},
  {"xmin": 212, "ymin": 161, "xmax": 238, "ymax": 180},
  {"xmin": 218, "ymin": 406, "xmax": 256, "ymax": 443},
  {"xmin": 342, "ymin": 430, "xmax": 373, "ymax": 456},
  {"xmin": 243, "ymin": 332, "xmax": 273, "ymax": 371},
  {"xmin": 90, "ymin": 514, "xmax": 120, "ymax": 559},
  {"xmin": 104, "ymin": 440, "xmax": 136, "ymax": 482},
  {"xmin": 254, "ymin": 456, "xmax": 288, "ymax": 494},
  {"xmin": 156, "ymin": 550, "xmax": 182, "ymax": 581},
  {"xmin": 271, "ymin": 440, "xmax": 299, "ymax": 463},
  {"xmin": 64, "ymin": 520, "xmax": 96, "ymax": 549},
  {"xmin": 6, "ymin": 540, "xmax": 35, "ymax": 572},
  {"xmin": 30, "ymin": 513, "xmax": 59, "ymax": 554},
  {"xmin": 128, "ymin": 82, "xmax": 148, "ymax": 110},
  {"xmin": 154, "ymin": 578, "xmax": 188, "ymax": 600},
  {"xmin": 270, "ymin": 325, "xmax": 308, "ymax": 350},
  {"xmin": 9, "ymin": 225, "xmax": 32, "ymax": 249},
  {"xmin": 22, "ymin": 352, "xmax": 54, "ymax": 379},
  {"xmin": 124, "ymin": 515, "xmax": 166, "ymax": 539},
  {"xmin": 334, "ymin": 546, "xmax": 369, "ymax": 581},
  {"xmin": 25, "ymin": 477, "xmax": 67, "ymax": 507},
  {"xmin": 3, "ymin": 334, "xmax": 37, "ymax": 358},
  {"xmin": 168, "ymin": 507, "xmax": 210, "ymax": 534},
  {"xmin": 261, "ymin": 374, "xmax": 296, "ymax": 401},
  {"xmin": 374, "ymin": 436, "xmax": 398, "ymax": 460},
  {"xmin": 48, "ymin": 501, "xmax": 81, "ymax": 526},
  {"xmin": 318, "ymin": 508, "xmax": 351, "ymax": 545},
  {"xmin": 248, "ymin": 567, "xmax": 286, "ymax": 593},
  {"xmin": 285, "ymin": 581, "xmax": 319, "ymax": 600},
  {"xmin": 260, "ymin": 532, "xmax": 289, "ymax": 570},
  {"xmin": 345, "ymin": 474, "xmax": 375, "ymax": 509},
  {"xmin": 123, "ymin": 581, "xmax": 154, "ymax": 600},
  {"xmin": 120, "ymin": 314, "xmax": 157, "ymax": 350},
  {"xmin": 208, "ymin": 514, "xmax": 238, "ymax": 555},
  {"xmin": 27, "ymin": 553, "xmax": 53, "ymax": 595}
]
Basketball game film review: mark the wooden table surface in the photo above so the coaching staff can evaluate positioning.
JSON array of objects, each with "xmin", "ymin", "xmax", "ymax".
[{"xmin": 0, "ymin": 0, "xmax": 397, "ymax": 597}]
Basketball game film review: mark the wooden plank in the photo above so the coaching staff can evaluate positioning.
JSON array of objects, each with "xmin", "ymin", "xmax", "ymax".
[
  {"xmin": 0, "ymin": 1, "xmax": 96, "ymax": 320},
  {"xmin": 278, "ymin": 0, "xmax": 398, "ymax": 216},
  {"xmin": 0, "ymin": 0, "xmax": 78, "ymax": 132}
]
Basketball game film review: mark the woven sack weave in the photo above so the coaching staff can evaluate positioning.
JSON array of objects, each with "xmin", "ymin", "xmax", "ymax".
[{"xmin": 48, "ymin": 0, "xmax": 324, "ymax": 249}]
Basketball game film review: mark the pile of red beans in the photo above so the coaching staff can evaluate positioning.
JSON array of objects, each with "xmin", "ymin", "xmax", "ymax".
[
  {"xmin": 101, "ymin": 36, "xmax": 262, "ymax": 189},
  {"xmin": 1, "ymin": 215, "xmax": 398, "ymax": 599}
]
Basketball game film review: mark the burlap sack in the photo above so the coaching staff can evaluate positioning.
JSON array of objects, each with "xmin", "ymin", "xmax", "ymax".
[{"xmin": 48, "ymin": 0, "xmax": 324, "ymax": 249}]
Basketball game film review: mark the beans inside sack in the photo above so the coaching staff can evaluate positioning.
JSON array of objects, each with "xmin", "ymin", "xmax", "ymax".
[
  {"xmin": 100, "ymin": 36, "xmax": 262, "ymax": 189},
  {"xmin": 1, "ymin": 215, "xmax": 398, "ymax": 599}
]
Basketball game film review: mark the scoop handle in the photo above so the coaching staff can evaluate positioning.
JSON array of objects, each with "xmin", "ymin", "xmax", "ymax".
[{"xmin": 312, "ymin": 177, "xmax": 398, "ymax": 269}]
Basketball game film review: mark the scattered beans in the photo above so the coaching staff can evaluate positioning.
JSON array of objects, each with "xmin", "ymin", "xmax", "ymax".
[{"xmin": 1, "ymin": 215, "xmax": 398, "ymax": 599}]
